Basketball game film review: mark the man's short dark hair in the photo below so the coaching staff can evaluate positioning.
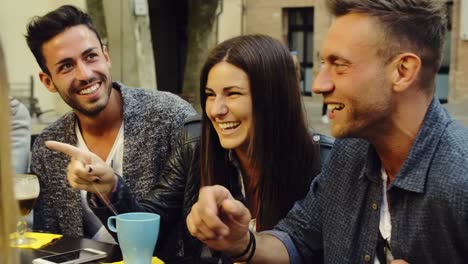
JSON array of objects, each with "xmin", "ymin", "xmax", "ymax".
[
  {"xmin": 25, "ymin": 5, "xmax": 103, "ymax": 75},
  {"xmin": 327, "ymin": 0, "xmax": 447, "ymax": 89}
]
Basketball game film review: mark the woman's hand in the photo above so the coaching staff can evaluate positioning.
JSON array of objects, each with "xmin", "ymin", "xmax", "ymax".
[{"xmin": 186, "ymin": 185, "xmax": 252, "ymax": 255}]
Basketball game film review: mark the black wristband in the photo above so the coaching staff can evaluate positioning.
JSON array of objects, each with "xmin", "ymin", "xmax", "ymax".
[
  {"xmin": 244, "ymin": 230, "xmax": 256, "ymax": 263},
  {"xmin": 230, "ymin": 230, "xmax": 254, "ymax": 260}
]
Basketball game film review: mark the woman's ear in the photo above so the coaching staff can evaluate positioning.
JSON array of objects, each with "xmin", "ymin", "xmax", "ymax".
[{"xmin": 390, "ymin": 53, "xmax": 421, "ymax": 93}]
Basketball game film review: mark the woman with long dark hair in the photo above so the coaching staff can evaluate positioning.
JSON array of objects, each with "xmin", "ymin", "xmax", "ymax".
[
  {"xmin": 47, "ymin": 34, "xmax": 333, "ymax": 263},
  {"xmin": 199, "ymin": 35, "xmax": 324, "ymax": 230}
]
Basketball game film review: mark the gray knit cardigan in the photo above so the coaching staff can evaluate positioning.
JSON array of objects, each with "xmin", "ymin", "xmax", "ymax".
[{"xmin": 31, "ymin": 82, "xmax": 196, "ymax": 236}]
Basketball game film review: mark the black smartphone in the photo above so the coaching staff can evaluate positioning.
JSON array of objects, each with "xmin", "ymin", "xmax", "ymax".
[{"xmin": 32, "ymin": 248, "xmax": 107, "ymax": 264}]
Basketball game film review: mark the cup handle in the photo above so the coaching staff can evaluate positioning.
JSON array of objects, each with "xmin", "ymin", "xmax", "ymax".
[{"xmin": 107, "ymin": 216, "xmax": 117, "ymax": 233}]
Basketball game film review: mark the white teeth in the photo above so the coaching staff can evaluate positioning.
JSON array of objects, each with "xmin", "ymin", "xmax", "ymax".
[
  {"xmin": 78, "ymin": 83, "xmax": 99, "ymax": 95},
  {"xmin": 218, "ymin": 122, "xmax": 240, "ymax": 130},
  {"xmin": 327, "ymin": 103, "xmax": 344, "ymax": 111}
]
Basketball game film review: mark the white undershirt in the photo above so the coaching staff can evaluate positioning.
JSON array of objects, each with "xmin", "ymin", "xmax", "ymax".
[
  {"xmin": 375, "ymin": 167, "xmax": 394, "ymax": 264},
  {"xmin": 75, "ymin": 122, "xmax": 124, "ymax": 244}
]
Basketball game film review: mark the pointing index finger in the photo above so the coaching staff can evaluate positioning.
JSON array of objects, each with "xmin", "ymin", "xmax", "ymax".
[{"xmin": 45, "ymin": 140, "xmax": 91, "ymax": 163}]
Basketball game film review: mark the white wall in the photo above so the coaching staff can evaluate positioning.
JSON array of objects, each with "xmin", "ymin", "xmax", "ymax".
[
  {"xmin": 102, "ymin": 0, "xmax": 156, "ymax": 90},
  {"xmin": 0, "ymin": 0, "xmax": 86, "ymax": 117},
  {"xmin": 461, "ymin": 0, "xmax": 468, "ymax": 40},
  {"xmin": 218, "ymin": 0, "xmax": 243, "ymax": 43}
]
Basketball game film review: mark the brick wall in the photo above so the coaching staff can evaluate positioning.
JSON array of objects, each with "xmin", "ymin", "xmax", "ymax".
[
  {"xmin": 450, "ymin": 0, "xmax": 468, "ymax": 102},
  {"xmin": 242, "ymin": 0, "xmax": 468, "ymax": 103},
  {"xmin": 244, "ymin": 0, "xmax": 331, "ymax": 80},
  {"xmin": 244, "ymin": 0, "xmax": 316, "ymax": 41}
]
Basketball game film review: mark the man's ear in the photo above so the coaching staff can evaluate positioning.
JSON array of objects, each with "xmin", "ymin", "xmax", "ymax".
[
  {"xmin": 390, "ymin": 53, "xmax": 421, "ymax": 93},
  {"xmin": 103, "ymin": 45, "xmax": 111, "ymax": 67},
  {"xmin": 39, "ymin": 72, "xmax": 57, "ymax": 93}
]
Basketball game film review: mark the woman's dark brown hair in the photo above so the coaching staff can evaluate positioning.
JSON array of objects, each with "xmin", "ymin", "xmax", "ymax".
[{"xmin": 199, "ymin": 34, "xmax": 321, "ymax": 230}]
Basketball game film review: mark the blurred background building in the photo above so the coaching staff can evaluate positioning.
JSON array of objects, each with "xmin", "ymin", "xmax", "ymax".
[{"xmin": 1, "ymin": 0, "xmax": 467, "ymax": 123}]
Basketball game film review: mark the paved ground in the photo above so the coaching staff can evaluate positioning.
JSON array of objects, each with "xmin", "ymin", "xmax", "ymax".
[{"xmin": 302, "ymin": 95, "xmax": 468, "ymax": 137}]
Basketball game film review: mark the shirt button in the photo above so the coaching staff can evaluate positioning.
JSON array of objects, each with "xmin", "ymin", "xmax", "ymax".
[
  {"xmin": 364, "ymin": 254, "xmax": 371, "ymax": 262},
  {"xmin": 371, "ymin": 202, "xmax": 378, "ymax": 210}
]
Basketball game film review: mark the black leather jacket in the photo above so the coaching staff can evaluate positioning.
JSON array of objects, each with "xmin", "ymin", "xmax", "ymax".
[{"xmin": 93, "ymin": 116, "xmax": 334, "ymax": 263}]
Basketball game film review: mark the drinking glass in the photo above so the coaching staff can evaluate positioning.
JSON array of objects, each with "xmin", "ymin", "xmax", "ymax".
[{"xmin": 11, "ymin": 174, "xmax": 40, "ymax": 246}]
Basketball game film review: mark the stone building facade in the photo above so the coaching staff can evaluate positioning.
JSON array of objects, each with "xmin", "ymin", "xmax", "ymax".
[{"xmin": 218, "ymin": 0, "xmax": 468, "ymax": 103}]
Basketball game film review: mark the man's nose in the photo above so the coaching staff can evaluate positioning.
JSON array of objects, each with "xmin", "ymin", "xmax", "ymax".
[
  {"xmin": 75, "ymin": 60, "xmax": 93, "ymax": 81},
  {"xmin": 211, "ymin": 96, "xmax": 228, "ymax": 117},
  {"xmin": 312, "ymin": 67, "xmax": 334, "ymax": 94}
]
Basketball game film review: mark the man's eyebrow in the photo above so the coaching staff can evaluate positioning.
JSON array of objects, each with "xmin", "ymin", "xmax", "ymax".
[
  {"xmin": 54, "ymin": 57, "xmax": 72, "ymax": 67},
  {"xmin": 325, "ymin": 54, "xmax": 350, "ymax": 63},
  {"xmin": 82, "ymin": 47, "xmax": 98, "ymax": 56},
  {"xmin": 54, "ymin": 47, "xmax": 98, "ymax": 67}
]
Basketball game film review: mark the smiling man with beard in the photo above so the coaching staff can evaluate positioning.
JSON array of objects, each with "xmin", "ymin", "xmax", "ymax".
[
  {"xmin": 186, "ymin": 0, "xmax": 468, "ymax": 263},
  {"xmin": 25, "ymin": 5, "xmax": 196, "ymax": 243}
]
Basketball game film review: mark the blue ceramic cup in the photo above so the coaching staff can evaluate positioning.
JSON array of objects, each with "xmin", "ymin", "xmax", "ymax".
[{"xmin": 108, "ymin": 212, "xmax": 160, "ymax": 264}]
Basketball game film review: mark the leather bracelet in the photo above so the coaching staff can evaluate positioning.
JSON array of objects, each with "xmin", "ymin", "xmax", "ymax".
[
  {"xmin": 230, "ymin": 230, "xmax": 254, "ymax": 260},
  {"xmin": 244, "ymin": 230, "xmax": 256, "ymax": 263}
]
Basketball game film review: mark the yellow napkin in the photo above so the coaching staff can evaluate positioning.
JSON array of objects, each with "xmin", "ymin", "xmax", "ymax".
[
  {"xmin": 10, "ymin": 232, "xmax": 63, "ymax": 249},
  {"xmin": 101, "ymin": 257, "xmax": 164, "ymax": 264}
]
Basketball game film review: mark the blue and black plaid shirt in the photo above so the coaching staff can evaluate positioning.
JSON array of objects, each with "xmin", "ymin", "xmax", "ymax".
[{"xmin": 271, "ymin": 98, "xmax": 468, "ymax": 263}]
